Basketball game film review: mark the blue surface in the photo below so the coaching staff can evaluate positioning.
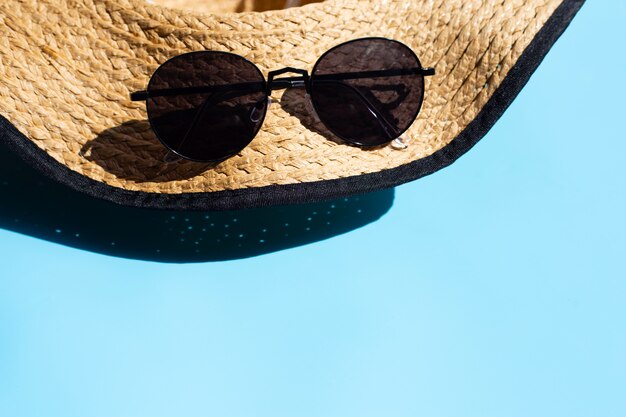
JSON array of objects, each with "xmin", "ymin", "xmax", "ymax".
[{"xmin": 1, "ymin": 2, "xmax": 625, "ymax": 416}]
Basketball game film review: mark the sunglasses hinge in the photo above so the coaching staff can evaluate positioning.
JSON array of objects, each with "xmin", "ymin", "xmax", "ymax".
[
  {"xmin": 421, "ymin": 67, "xmax": 436, "ymax": 76},
  {"xmin": 130, "ymin": 90, "xmax": 148, "ymax": 101}
]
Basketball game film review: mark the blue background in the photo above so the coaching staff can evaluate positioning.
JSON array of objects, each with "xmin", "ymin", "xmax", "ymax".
[{"xmin": 1, "ymin": 2, "xmax": 624, "ymax": 416}]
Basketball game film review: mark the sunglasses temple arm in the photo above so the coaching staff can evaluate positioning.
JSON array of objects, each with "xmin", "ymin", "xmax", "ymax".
[
  {"xmin": 129, "ymin": 81, "xmax": 266, "ymax": 101},
  {"xmin": 176, "ymin": 88, "xmax": 270, "ymax": 152},
  {"xmin": 176, "ymin": 91, "xmax": 229, "ymax": 153},
  {"xmin": 313, "ymin": 67, "xmax": 435, "ymax": 83},
  {"xmin": 315, "ymin": 80, "xmax": 400, "ymax": 139},
  {"xmin": 346, "ymin": 84, "xmax": 400, "ymax": 139},
  {"xmin": 129, "ymin": 67, "xmax": 435, "ymax": 101}
]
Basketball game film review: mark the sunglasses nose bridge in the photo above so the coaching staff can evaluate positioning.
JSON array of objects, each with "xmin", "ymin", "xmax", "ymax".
[{"xmin": 267, "ymin": 67, "xmax": 310, "ymax": 93}]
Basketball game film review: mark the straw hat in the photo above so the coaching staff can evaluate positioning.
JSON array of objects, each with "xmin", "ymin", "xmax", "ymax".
[{"xmin": 0, "ymin": 0, "xmax": 585, "ymax": 210}]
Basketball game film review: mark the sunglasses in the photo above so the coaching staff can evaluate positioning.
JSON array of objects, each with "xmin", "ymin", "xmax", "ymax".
[{"xmin": 130, "ymin": 37, "xmax": 435, "ymax": 163}]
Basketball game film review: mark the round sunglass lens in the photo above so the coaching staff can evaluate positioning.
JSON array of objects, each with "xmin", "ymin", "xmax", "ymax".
[
  {"xmin": 146, "ymin": 51, "xmax": 268, "ymax": 162},
  {"xmin": 310, "ymin": 38, "xmax": 425, "ymax": 147}
]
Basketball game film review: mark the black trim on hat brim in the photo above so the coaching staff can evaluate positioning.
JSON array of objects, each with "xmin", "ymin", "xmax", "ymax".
[{"xmin": 0, "ymin": 0, "xmax": 585, "ymax": 211}]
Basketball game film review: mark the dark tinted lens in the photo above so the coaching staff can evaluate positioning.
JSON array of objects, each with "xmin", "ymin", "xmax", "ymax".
[
  {"xmin": 310, "ymin": 38, "xmax": 425, "ymax": 146},
  {"xmin": 147, "ymin": 52, "xmax": 267, "ymax": 162}
]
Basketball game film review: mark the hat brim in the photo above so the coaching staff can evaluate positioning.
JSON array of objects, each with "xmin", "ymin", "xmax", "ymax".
[{"xmin": 0, "ymin": 0, "xmax": 585, "ymax": 210}]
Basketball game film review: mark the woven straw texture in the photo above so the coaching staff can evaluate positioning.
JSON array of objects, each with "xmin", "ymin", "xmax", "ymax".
[{"xmin": 0, "ymin": 0, "xmax": 562, "ymax": 194}]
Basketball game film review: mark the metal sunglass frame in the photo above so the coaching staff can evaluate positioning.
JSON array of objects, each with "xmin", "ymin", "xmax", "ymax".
[{"xmin": 130, "ymin": 37, "xmax": 435, "ymax": 162}]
